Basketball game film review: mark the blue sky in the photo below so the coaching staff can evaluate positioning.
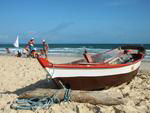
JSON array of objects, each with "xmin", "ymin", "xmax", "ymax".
[{"xmin": 0, "ymin": 0, "xmax": 150, "ymax": 44}]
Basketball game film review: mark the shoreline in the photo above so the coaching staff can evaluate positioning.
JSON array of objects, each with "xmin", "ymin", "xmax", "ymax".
[{"xmin": 140, "ymin": 61, "xmax": 150, "ymax": 72}]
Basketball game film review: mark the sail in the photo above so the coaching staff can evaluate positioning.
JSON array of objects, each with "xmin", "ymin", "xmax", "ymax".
[{"xmin": 13, "ymin": 36, "xmax": 19, "ymax": 48}]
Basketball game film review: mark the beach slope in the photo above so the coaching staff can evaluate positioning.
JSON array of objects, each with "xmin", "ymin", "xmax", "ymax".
[{"xmin": 0, "ymin": 56, "xmax": 150, "ymax": 113}]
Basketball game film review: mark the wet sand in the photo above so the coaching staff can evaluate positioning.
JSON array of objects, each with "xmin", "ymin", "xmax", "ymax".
[{"xmin": 0, "ymin": 55, "xmax": 150, "ymax": 113}]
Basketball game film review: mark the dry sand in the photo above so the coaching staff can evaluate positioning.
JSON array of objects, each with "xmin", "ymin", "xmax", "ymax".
[{"xmin": 0, "ymin": 55, "xmax": 150, "ymax": 113}]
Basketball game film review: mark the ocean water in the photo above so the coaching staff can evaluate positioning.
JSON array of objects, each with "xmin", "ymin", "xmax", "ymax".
[{"xmin": 0, "ymin": 44, "xmax": 150, "ymax": 61}]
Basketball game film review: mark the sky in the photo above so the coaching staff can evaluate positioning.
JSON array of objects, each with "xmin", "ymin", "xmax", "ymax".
[{"xmin": 0, "ymin": 0, "xmax": 150, "ymax": 44}]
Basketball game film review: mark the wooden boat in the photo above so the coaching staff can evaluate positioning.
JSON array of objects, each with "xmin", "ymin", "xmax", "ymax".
[{"xmin": 37, "ymin": 45, "xmax": 145, "ymax": 90}]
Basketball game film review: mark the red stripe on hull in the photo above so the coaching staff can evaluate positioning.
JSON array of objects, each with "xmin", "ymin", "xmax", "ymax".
[
  {"xmin": 54, "ymin": 68, "xmax": 139, "ymax": 90},
  {"xmin": 37, "ymin": 55, "xmax": 144, "ymax": 69}
]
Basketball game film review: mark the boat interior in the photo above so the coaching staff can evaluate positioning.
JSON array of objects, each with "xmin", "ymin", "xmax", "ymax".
[{"xmin": 67, "ymin": 49, "xmax": 144, "ymax": 65}]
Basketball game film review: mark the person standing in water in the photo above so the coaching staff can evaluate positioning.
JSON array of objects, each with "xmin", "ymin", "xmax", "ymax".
[{"xmin": 42, "ymin": 40, "xmax": 49, "ymax": 59}]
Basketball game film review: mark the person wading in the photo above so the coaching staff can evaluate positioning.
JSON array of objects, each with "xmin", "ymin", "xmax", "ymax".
[{"xmin": 42, "ymin": 40, "xmax": 49, "ymax": 59}]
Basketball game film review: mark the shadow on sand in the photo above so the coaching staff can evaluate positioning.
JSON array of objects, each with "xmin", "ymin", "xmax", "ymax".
[{"xmin": 1, "ymin": 79, "xmax": 58, "ymax": 95}]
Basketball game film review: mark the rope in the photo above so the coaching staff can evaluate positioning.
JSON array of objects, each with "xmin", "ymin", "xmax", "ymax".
[
  {"xmin": 64, "ymin": 88, "xmax": 71, "ymax": 102},
  {"xmin": 10, "ymin": 88, "xmax": 71, "ymax": 111}
]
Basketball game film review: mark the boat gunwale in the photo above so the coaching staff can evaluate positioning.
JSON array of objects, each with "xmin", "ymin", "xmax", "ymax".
[{"xmin": 38, "ymin": 53, "xmax": 144, "ymax": 69}]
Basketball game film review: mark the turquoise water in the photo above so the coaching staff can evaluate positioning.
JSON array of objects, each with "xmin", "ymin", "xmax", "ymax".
[
  {"xmin": 0, "ymin": 44, "xmax": 150, "ymax": 61},
  {"xmin": 0, "ymin": 43, "xmax": 150, "ymax": 49}
]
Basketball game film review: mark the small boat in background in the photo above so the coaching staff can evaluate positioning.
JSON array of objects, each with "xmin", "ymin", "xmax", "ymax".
[
  {"xmin": 13, "ymin": 35, "xmax": 19, "ymax": 48},
  {"xmin": 37, "ymin": 45, "xmax": 145, "ymax": 90}
]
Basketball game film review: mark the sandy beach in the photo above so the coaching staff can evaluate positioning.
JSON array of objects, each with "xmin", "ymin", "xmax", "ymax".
[{"xmin": 0, "ymin": 55, "xmax": 150, "ymax": 113}]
